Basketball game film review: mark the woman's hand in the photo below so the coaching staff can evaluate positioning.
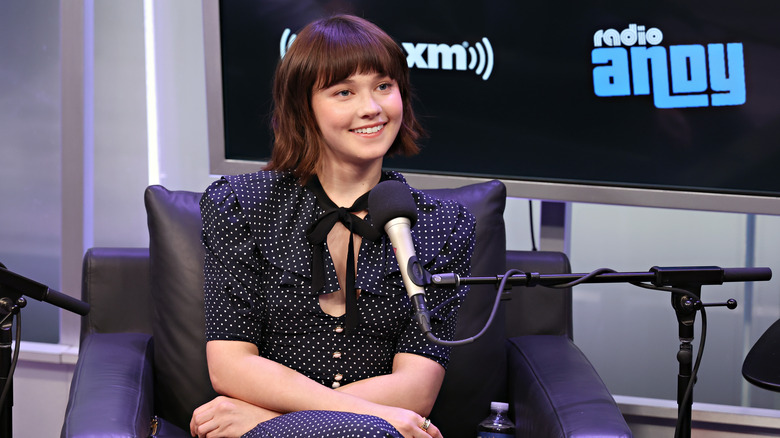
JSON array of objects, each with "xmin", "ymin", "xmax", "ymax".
[
  {"xmin": 189, "ymin": 396, "xmax": 280, "ymax": 438},
  {"xmin": 377, "ymin": 405, "xmax": 443, "ymax": 438}
]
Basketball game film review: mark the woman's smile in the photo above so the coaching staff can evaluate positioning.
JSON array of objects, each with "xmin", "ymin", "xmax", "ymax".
[{"xmin": 351, "ymin": 123, "xmax": 386, "ymax": 135}]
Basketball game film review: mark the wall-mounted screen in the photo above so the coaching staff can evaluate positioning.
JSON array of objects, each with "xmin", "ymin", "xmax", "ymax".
[{"xmin": 203, "ymin": 0, "xmax": 780, "ymax": 215}]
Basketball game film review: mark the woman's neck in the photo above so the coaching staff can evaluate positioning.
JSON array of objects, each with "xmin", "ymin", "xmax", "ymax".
[{"xmin": 316, "ymin": 162, "xmax": 383, "ymax": 208}]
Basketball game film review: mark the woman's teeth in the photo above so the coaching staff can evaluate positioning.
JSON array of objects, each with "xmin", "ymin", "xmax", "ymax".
[{"xmin": 353, "ymin": 124, "xmax": 384, "ymax": 134}]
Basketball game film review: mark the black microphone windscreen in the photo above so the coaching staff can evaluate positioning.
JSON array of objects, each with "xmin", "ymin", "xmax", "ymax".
[{"xmin": 369, "ymin": 180, "xmax": 418, "ymax": 228}]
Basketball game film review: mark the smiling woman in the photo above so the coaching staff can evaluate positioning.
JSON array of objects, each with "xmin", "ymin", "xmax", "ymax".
[{"xmin": 189, "ymin": 14, "xmax": 475, "ymax": 438}]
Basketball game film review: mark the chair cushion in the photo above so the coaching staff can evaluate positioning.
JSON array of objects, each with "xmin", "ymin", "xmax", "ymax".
[
  {"xmin": 426, "ymin": 180, "xmax": 508, "ymax": 438},
  {"xmin": 145, "ymin": 185, "xmax": 217, "ymax": 430}
]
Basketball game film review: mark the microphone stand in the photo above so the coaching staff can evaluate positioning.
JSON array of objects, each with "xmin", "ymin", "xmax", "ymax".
[
  {"xmin": 0, "ymin": 296, "xmax": 24, "ymax": 438},
  {"xmin": 429, "ymin": 265, "xmax": 771, "ymax": 438},
  {"xmin": 0, "ymin": 262, "xmax": 90, "ymax": 436}
]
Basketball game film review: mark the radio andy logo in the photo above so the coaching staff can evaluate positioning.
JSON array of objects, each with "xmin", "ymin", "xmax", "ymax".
[
  {"xmin": 280, "ymin": 28, "xmax": 494, "ymax": 80},
  {"xmin": 591, "ymin": 24, "xmax": 746, "ymax": 108}
]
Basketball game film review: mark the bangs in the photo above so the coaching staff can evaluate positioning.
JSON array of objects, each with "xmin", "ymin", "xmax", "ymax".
[{"xmin": 307, "ymin": 18, "xmax": 407, "ymax": 90}]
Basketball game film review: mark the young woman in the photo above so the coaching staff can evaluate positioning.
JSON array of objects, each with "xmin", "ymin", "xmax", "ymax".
[{"xmin": 190, "ymin": 14, "xmax": 475, "ymax": 438}]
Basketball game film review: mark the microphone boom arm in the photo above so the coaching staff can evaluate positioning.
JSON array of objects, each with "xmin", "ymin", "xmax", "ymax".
[{"xmin": 429, "ymin": 266, "xmax": 772, "ymax": 289}]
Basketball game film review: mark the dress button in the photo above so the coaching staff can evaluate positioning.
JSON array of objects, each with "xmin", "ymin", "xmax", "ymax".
[
  {"xmin": 334, "ymin": 373, "xmax": 343, "ymax": 381},
  {"xmin": 334, "ymin": 325, "xmax": 344, "ymax": 333},
  {"xmin": 331, "ymin": 381, "xmax": 341, "ymax": 389},
  {"xmin": 333, "ymin": 351, "xmax": 343, "ymax": 359}
]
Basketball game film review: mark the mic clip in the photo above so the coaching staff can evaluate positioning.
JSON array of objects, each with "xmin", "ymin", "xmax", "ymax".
[{"xmin": 407, "ymin": 255, "xmax": 433, "ymax": 287}]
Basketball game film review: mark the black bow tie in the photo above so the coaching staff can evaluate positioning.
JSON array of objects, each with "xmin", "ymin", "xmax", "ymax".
[{"xmin": 305, "ymin": 176, "xmax": 382, "ymax": 334}]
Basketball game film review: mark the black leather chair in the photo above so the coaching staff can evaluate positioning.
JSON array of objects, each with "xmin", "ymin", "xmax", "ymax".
[{"xmin": 61, "ymin": 180, "xmax": 631, "ymax": 438}]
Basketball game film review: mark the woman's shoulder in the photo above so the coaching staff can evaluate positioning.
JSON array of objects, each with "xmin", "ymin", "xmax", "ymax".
[
  {"xmin": 203, "ymin": 170, "xmax": 301, "ymax": 204},
  {"xmin": 382, "ymin": 172, "xmax": 475, "ymax": 271},
  {"xmin": 222, "ymin": 170, "xmax": 297, "ymax": 192},
  {"xmin": 382, "ymin": 171, "xmax": 475, "ymax": 253},
  {"xmin": 200, "ymin": 170, "xmax": 314, "ymax": 256},
  {"xmin": 381, "ymin": 170, "xmax": 473, "ymax": 220}
]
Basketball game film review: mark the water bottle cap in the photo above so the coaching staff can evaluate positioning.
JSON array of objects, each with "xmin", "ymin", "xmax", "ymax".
[{"xmin": 491, "ymin": 401, "xmax": 509, "ymax": 412}]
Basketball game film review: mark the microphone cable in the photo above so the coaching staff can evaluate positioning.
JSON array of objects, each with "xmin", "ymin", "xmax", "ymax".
[
  {"xmin": 0, "ymin": 306, "xmax": 22, "ymax": 415},
  {"xmin": 528, "ymin": 200, "xmax": 537, "ymax": 251},
  {"xmin": 628, "ymin": 282, "xmax": 707, "ymax": 438},
  {"xmin": 423, "ymin": 269, "xmax": 524, "ymax": 347}
]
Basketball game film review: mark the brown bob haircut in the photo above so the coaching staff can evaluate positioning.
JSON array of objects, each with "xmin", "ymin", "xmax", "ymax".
[{"xmin": 265, "ymin": 14, "xmax": 424, "ymax": 184}]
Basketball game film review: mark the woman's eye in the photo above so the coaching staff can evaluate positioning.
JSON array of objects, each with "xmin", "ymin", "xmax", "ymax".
[
  {"xmin": 336, "ymin": 90, "xmax": 351, "ymax": 97},
  {"xmin": 377, "ymin": 83, "xmax": 391, "ymax": 91}
]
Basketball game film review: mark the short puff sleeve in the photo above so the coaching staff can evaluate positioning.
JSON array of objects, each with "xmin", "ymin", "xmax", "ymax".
[{"xmin": 200, "ymin": 178, "xmax": 266, "ymax": 347}]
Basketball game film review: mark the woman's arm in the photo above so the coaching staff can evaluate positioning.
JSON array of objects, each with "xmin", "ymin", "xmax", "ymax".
[
  {"xmin": 207, "ymin": 340, "xmax": 371, "ymax": 414},
  {"xmin": 198, "ymin": 340, "xmax": 436, "ymax": 438},
  {"xmin": 335, "ymin": 353, "xmax": 445, "ymax": 417}
]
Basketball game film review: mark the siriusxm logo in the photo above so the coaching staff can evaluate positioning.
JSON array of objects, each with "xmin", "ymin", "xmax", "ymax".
[
  {"xmin": 279, "ymin": 29, "xmax": 494, "ymax": 80},
  {"xmin": 591, "ymin": 24, "xmax": 746, "ymax": 108},
  {"xmin": 402, "ymin": 39, "xmax": 494, "ymax": 80}
]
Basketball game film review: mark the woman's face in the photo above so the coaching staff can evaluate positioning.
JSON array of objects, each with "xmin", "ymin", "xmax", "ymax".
[{"xmin": 311, "ymin": 71, "xmax": 403, "ymax": 170}]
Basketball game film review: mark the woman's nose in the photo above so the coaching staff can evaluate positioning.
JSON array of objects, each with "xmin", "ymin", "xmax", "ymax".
[{"xmin": 357, "ymin": 93, "xmax": 382, "ymax": 117}]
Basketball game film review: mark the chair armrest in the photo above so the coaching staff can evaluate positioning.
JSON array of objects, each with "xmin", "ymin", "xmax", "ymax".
[
  {"xmin": 507, "ymin": 335, "xmax": 632, "ymax": 438},
  {"xmin": 61, "ymin": 332, "xmax": 154, "ymax": 438}
]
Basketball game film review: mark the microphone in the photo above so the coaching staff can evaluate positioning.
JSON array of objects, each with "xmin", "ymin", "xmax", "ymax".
[
  {"xmin": 0, "ymin": 263, "xmax": 90, "ymax": 316},
  {"xmin": 368, "ymin": 180, "xmax": 432, "ymax": 335}
]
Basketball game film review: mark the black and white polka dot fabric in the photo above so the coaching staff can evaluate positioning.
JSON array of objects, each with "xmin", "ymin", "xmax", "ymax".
[
  {"xmin": 199, "ymin": 170, "xmax": 476, "ymax": 436},
  {"xmin": 241, "ymin": 410, "xmax": 401, "ymax": 438}
]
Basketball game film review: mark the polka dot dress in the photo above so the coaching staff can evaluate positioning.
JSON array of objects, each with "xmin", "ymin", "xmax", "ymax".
[
  {"xmin": 241, "ymin": 411, "xmax": 401, "ymax": 438},
  {"xmin": 199, "ymin": 170, "xmax": 476, "ymax": 437}
]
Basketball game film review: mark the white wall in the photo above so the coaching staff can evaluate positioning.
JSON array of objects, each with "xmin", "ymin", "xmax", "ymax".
[{"xmin": 0, "ymin": 0, "xmax": 62, "ymax": 345}]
